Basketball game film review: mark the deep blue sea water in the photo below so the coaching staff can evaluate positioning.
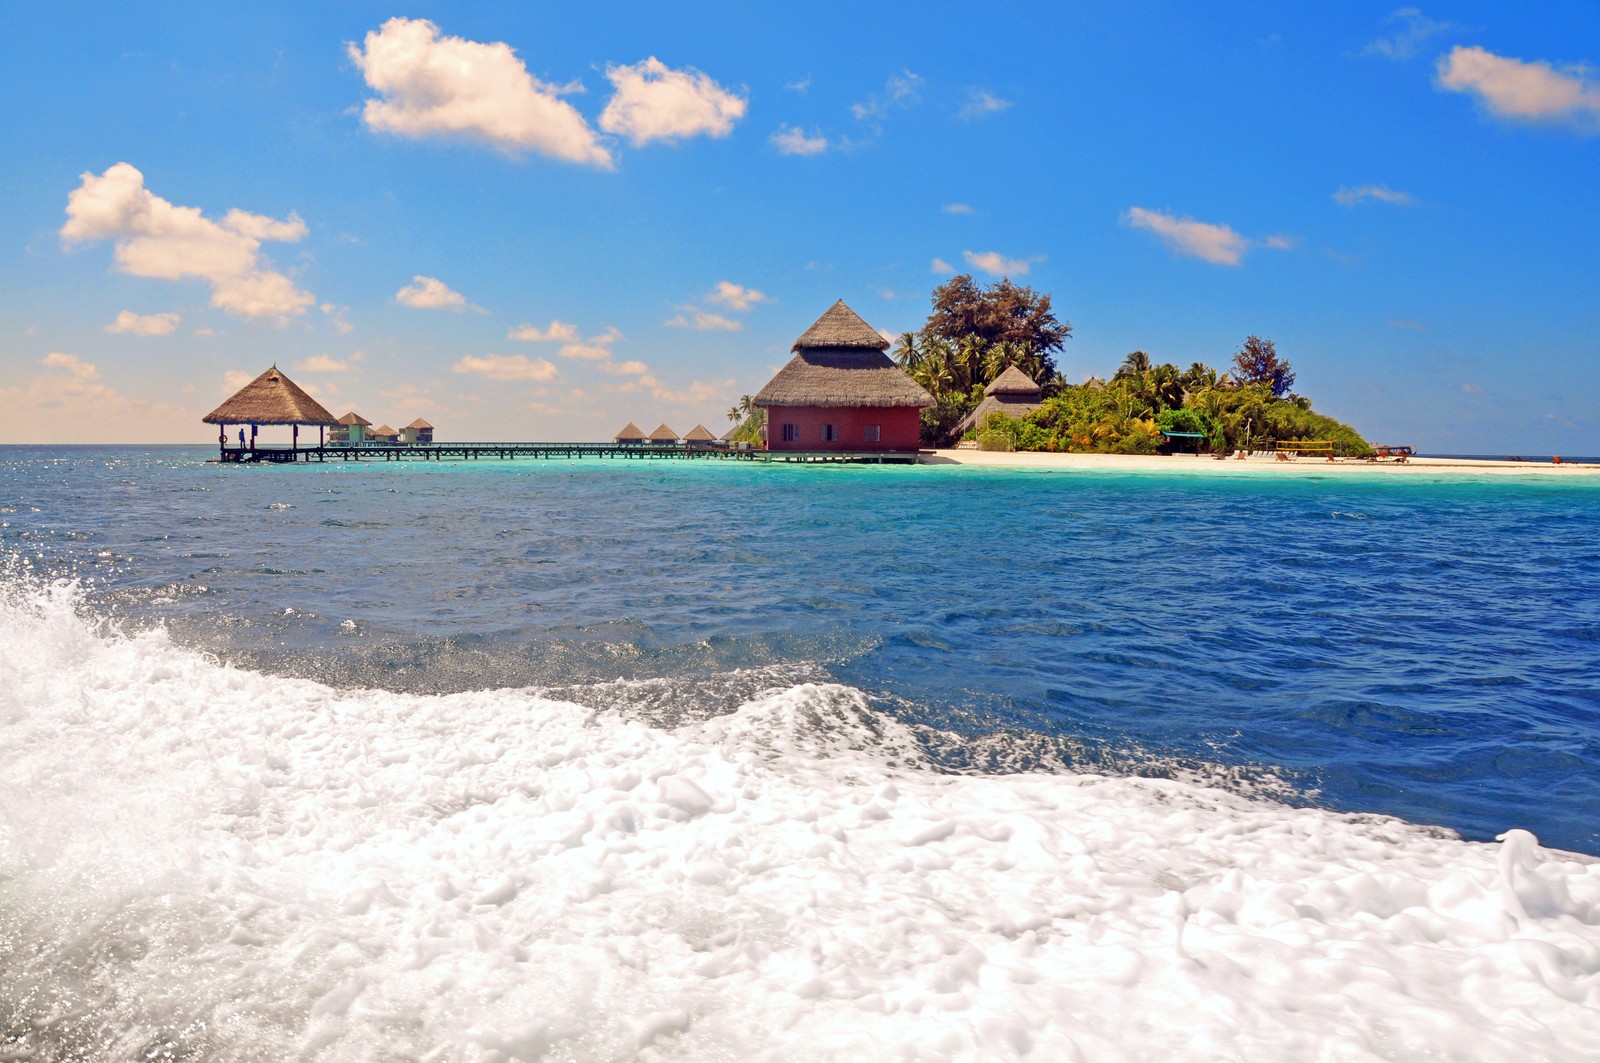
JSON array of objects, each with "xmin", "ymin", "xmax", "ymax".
[{"xmin": 4, "ymin": 444, "xmax": 1599, "ymax": 855}]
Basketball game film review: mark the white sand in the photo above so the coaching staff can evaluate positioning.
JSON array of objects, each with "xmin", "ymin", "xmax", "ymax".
[{"xmin": 922, "ymin": 450, "xmax": 1600, "ymax": 476}]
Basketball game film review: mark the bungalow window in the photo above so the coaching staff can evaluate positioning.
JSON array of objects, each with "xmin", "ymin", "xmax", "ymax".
[
  {"xmin": 820, "ymin": 424, "xmax": 838, "ymax": 442},
  {"xmin": 863, "ymin": 425, "xmax": 880, "ymax": 443},
  {"xmin": 781, "ymin": 424, "xmax": 799, "ymax": 442}
]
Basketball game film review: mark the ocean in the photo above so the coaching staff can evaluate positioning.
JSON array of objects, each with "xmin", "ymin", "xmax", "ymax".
[{"xmin": 3, "ymin": 444, "xmax": 1599, "ymax": 1060}]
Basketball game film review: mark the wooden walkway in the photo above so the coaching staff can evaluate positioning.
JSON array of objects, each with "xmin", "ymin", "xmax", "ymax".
[{"xmin": 217, "ymin": 443, "xmax": 921, "ymax": 465}]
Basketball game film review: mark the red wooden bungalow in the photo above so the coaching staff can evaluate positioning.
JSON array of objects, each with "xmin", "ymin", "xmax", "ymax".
[{"xmin": 754, "ymin": 301, "xmax": 932, "ymax": 452}]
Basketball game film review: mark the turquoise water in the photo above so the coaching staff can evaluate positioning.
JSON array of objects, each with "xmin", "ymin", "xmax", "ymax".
[{"xmin": 5, "ymin": 444, "xmax": 1599, "ymax": 854}]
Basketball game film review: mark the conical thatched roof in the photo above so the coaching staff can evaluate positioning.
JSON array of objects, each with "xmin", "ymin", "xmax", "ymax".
[
  {"xmin": 792, "ymin": 300, "xmax": 889, "ymax": 351},
  {"xmin": 203, "ymin": 366, "xmax": 338, "ymax": 425},
  {"xmin": 955, "ymin": 393, "xmax": 1047, "ymax": 436},
  {"xmin": 615, "ymin": 422, "xmax": 647, "ymax": 441},
  {"xmin": 336, "ymin": 411, "xmax": 372, "ymax": 427},
  {"xmin": 372, "ymin": 424, "xmax": 397, "ymax": 437},
  {"xmin": 405, "ymin": 417, "xmax": 433, "ymax": 430},
  {"xmin": 683, "ymin": 423, "xmax": 716, "ymax": 442},
  {"xmin": 984, "ymin": 366, "xmax": 1042, "ymax": 396},
  {"xmin": 649, "ymin": 423, "xmax": 679, "ymax": 442}
]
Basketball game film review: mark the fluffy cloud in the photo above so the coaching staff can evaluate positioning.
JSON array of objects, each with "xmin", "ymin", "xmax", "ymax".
[
  {"xmin": 665, "ymin": 310, "xmax": 741, "ymax": 331},
  {"xmin": 42, "ymin": 352, "xmax": 98, "ymax": 380},
  {"xmin": 321, "ymin": 303, "xmax": 354, "ymax": 334},
  {"xmin": 294, "ymin": 354, "xmax": 352, "ymax": 373},
  {"xmin": 1122, "ymin": 207, "xmax": 1248, "ymax": 266},
  {"xmin": 558, "ymin": 326, "xmax": 622, "ymax": 361},
  {"xmin": 1436, "ymin": 46, "xmax": 1600, "ymax": 129},
  {"xmin": 451, "ymin": 354, "xmax": 559, "ymax": 382},
  {"xmin": 1334, "ymin": 184, "xmax": 1416, "ymax": 206},
  {"xmin": 958, "ymin": 90, "xmax": 1013, "ymax": 120},
  {"xmin": 706, "ymin": 282, "xmax": 771, "ymax": 312},
  {"xmin": 1263, "ymin": 234, "xmax": 1299, "ymax": 250},
  {"xmin": 931, "ymin": 257, "xmax": 955, "ymax": 274},
  {"xmin": 60, "ymin": 163, "xmax": 313, "ymax": 323},
  {"xmin": 599, "ymin": 58, "xmax": 746, "ymax": 146},
  {"xmin": 105, "ymin": 310, "xmax": 180, "ymax": 336},
  {"xmin": 962, "ymin": 250, "xmax": 1039, "ymax": 276},
  {"xmin": 1359, "ymin": 8, "xmax": 1455, "ymax": 61},
  {"xmin": 852, "ymin": 70, "xmax": 923, "ymax": 124},
  {"xmin": 349, "ymin": 17, "xmax": 611, "ymax": 166},
  {"xmin": 771, "ymin": 124, "xmax": 828, "ymax": 155},
  {"xmin": 396, "ymin": 276, "xmax": 477, "ymax": 311},
  {"xmin": 508, "ymin": 320, "xmax": 580, "ymax": 342},
  {"xmin": 942, "ymin": 203, "xmax": 975, "ymax": 215},
  {"xmin": 0, "ymin": 353, "xmax": 192, "ymax": 443}
]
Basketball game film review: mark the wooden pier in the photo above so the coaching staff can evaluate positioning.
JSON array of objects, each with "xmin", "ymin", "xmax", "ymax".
[{"xmin": 217, "ymin": 442, "xmax": 922, "ymax": 465}]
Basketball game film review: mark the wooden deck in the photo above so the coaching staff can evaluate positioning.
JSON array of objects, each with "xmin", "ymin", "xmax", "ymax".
[{"xmin": 216, "ymin": 443, "xmax": 922, "ymax": 465}]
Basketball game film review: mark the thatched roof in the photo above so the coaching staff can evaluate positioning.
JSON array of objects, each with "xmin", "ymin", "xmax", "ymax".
[
  {"xmin": 649, "ymin": 423, "xmax": 679, "ymax": 442},
  {"xmin": 683, "ymin": 424, "xmax": 716, "ymax": 442},
  {"xmin": 615, "ymin": 422, "xmax": 646, "ymax": 441},
  {"xmin": 372, "ymin": 424, "xmax": 397, "ymax": 437},
  {"xmin": 203, "ymin": 366, "xmax": 338, "ymax": 426},
  {"xmin": 955, "ymin": 393, "xmax": 1047, "ymax": 436},
  {"xmin": 792, "ymin": 300, "xmax": 889, "ymax": 351},
  {"xmin": 336, "ymin": 411, "xmax": 372, "ymax": 427},
  {"xmin": 985, "ymin": 366, "xmax": 1042, "ymax": 397},
  {"xmin": 405, "ymin": 418, "xmax": 433, "ymax": 430}
]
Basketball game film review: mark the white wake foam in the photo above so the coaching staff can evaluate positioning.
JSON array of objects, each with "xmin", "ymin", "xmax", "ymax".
[{"xmin": 2, "ymin": 573, "xmax": 1598, "ymax": 1061}]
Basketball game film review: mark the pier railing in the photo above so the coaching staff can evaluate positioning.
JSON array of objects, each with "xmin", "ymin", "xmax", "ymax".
[{"xmin": 217, "ymin": 441, "xmax": 921, "ymax": 465}]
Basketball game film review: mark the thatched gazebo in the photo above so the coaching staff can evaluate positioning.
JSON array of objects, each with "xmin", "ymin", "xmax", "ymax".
[
  {"xmin": 203, "ymin": 365, "xmax": 338, "ymax": 461},
  {"xmin": 370, "ymin": 423, "xmax": 398, "ymax": 445},
  {"xmin": 615, "ymin": 422, "xmax": 647, "ymax": 444},
  {"xmin": 649, "ymin": 423, "xmax": 680, "ymax": 445},
  {"xmin": 754, "ymin": 300, "xmax": 933, "ymax": 452},
  {"xmin": 333, "ymin": 411, "xmax": 372, "ymax": 445},
  {"xmin": 401, "ymin": 418, "xmax": 434, "ymax": 444},
  {"xmin": 954, "ymin": 365, "xmax": 1046, "ymax": 437},
  {"xmin": 683, "ymin": 424, "xmax": 717, "ymax": 447}
]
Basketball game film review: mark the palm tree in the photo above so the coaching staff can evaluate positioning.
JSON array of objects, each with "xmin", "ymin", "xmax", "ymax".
[
  {"xmin": 1114, "ymin": 350, "xmax": 1152, "ymax": 380},
  {"xmin": 892, "ymin": 331, "xmax": 922, "ymax": 370}
]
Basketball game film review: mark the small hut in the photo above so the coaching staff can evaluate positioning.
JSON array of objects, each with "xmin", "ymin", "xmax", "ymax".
[
  {"xmin": 615, "ymin": 422, "xmax": 647, "ymax": 445},
  {"xmin": 333, "ymin": 411, "xmax": 372, "ymax": 445},
  {"xmin": 754, "ymin": 300, "xmax": 933, "ymax": 451},
  {"xmin": 203, "ymin": 365, "xmax": 339, "ymax": 461},
  {"xmin": 649, "ymin": 423, "xmax": 680, "ymax": 445},
  {"xmin": 370, "ymin": 423, "xmax": 399, "ymax": 445},
  {"xmin": 401, "ymin": 418, "xmax": 434, "ymax": 444},
  {"xmin": 954, "ymin": 366, "xmax": 1046, "ymax": 437},
  {"xmin": 683, "ymin": 424, "xmax": 717, "ymax": 448}
]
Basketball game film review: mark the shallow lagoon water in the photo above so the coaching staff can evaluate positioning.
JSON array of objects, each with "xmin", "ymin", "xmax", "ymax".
[{"xmin": 3, "ymin": 445, "xmax": 1600, "ymax": 1059}]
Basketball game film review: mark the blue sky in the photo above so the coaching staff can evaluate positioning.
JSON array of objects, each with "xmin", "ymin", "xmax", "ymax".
[{"xmin": 2, "ymin": 2, "xmax": 1597, "ymax": 451}]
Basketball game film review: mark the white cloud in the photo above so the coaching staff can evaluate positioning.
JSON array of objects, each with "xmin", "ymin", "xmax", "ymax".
[
  {"xmin": 1360, "ymin": 8, "xmax": 1455, "ymax": 61},
  {"xmin": 931, "ymin": 257, "xmax": 955, "ymax": 274},
  {"xmin": 558, "ymin": 326, "xmax": 622, "ymax": 360},
  {"xmin": 706, "ymin": 281, "xmax": 772, "ymax": 311},
  {"xmin": 0, "ymin": 353, "xmax": 191, "ymax": 443},
  {"xmin": 41, "ymin": 351, "xmax": 98, "ymax": 380},
  {"xmin": 1122, "ymin": 207, "xmax": 1249, "ymax": 266},
  {"xmin": 321, "ymin": 302, "xmax": 354, "ymax": 334},
  {"xmin": 942, "ymin": 203, "xmax": 974, "ymax": 215},
  {"xmin": 665, "ymin": 310, "xmax": 741, "ymax": 331},
  {"xmin": 771, "ymin": 124, "xmax": 828, "ymax": 155},
  {"xmin": 194, "ymin": 327, "xmax": 220, "ymax": 338},
  {"xmin": 451, "ymin": 354, "xmax": 559, "ymax": 382},
  {"xmin": 599, "ymin": 57, "xmax": 746, "ymax": 146},
  {"xmin": 1436, "ymin": 46, "xmax": 1600, "ymax": 129},
  {"xmin": 1462, "ymin": 382, "xmax": 1484, "ymax": 393},
  {"xmin": 221, "ymin": 369, "xmax": 253, "ymax": 393},
  {"xmin": 852, "ymin": 71, "xmax": 923, "ymax": 124},
  {"xmin": 959, "ymin": 90, "xmax": 1013, "ymax": 120},
  {"xmin": 1263, "ymin": 233, "xmax": 1299, "ymax": 250},
  {"xmin": 348, "ymin": 17, "xmax": 611, "ymax": 166},
  {"xmin": 508, "ymin": 320, "xmax": 580, "ymax": 342},
  {"xmin": 600, "ymin": 359, "xmax": 653, "ymax": 377},
  {"xmin": 295, "ymin": 354, "xmax": 352, "ymax": 373},
  {"xmin": 785, "ymin": 76, "xmax": 811, "ymax": 93},
  {"xmin": 105, "ymin": 310, "xmax": 180, "ymax": 336},
  {"xmin": 60, "ymin": 162, "xmax": 313, "ymax": 323},
  {"xmin": 1334, "ymin": 184, "xmax": 1416, "ymax": 206},
  {"xmin": 396, "ymin": 275, "xmax": 477, "ymax": 311},
  {"xmin": 962, "ymin": 249, "xmax": 1039, "ymax": 276}
]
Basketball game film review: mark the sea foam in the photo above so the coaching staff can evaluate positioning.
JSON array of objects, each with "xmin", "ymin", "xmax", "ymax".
[{"xmin": 2, "ymin": 573, "xmax": 1599, "ymax": 1061}]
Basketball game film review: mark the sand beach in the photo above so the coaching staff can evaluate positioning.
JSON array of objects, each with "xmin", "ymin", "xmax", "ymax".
[{"xmin": 922, "ymin": 449, "xmax": 1600, "ymax": 476}]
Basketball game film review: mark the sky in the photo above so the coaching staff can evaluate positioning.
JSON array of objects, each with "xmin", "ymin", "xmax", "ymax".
[{"xmin": 2, "ymin": 1, "xmax": 1597, "ymax": 452}]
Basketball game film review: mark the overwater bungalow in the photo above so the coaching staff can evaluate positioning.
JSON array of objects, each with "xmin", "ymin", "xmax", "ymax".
[
  {"xmin": 401, "ymin": 418, "xmax": 434, "ymax": 444},
  {"xmin": 754, "ymin": 300, "xmax": 933, "ymax": 452},
  {"xmin": 370, "ymin": 423, "xmax": 399, "ymax": 445},
  {"xmin": 953, "ymin": 366, "xmax": 1046, "ymax": 437},
  {"xmin": 649, "ymin": 423, "xmax": 680, "ymax": 445},
  {"xmin": 683, "ymin": 424, "xmax": 717, "ymax": 448},
  {"xmin": 203, "ymin": 365, "xmax": 339, "ymax": 462},
  {"xmin": 615, "ymin": 422, "xmax": 647, "ymax": 444},
  {"xmin": 333, "ymin": 411, "xmax": 372, "ymax": 445}
]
